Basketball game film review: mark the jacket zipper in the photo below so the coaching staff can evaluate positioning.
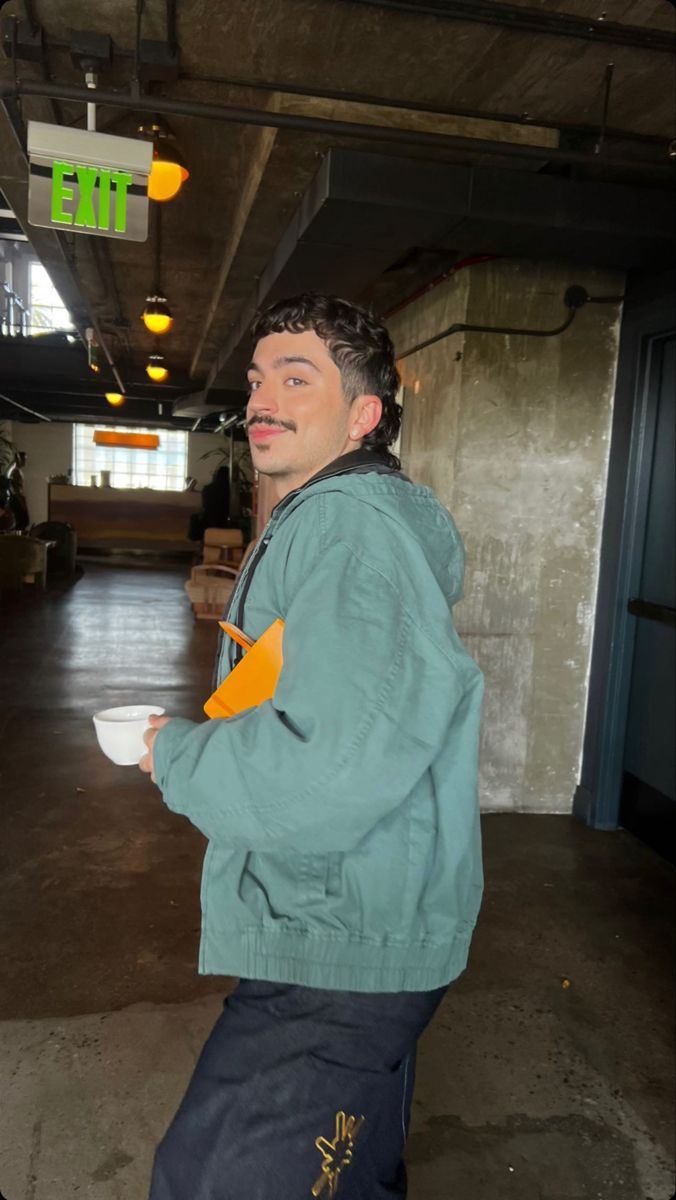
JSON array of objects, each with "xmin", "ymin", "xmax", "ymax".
[
  {"xmin": 232, "ymin": 530, "xmax": 273, "ymax": 664},
  {"xmin": 212, "ymin": 524, "xmax": 273, "ymax": 684},
  {"xmin": 213, "ymin": 458, "xmax": 405, "ymax": 683}
]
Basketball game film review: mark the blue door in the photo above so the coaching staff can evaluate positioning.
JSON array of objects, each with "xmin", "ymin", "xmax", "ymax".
[{"xmin": 620, "ymin": 334, "xmax": 675, "ymax": 858}]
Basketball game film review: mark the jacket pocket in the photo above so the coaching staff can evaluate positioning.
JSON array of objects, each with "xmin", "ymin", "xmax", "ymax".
[
  {"xmin": 334, "ymin": 814, "xmax": 411, "ymax": 939},
  {"xmin": 296, "ymin": 849, "xmax": 341, "ymax": 902},
  {"xmin": 401, "ymin": 812, "xmax": 436, "ymax": 926},
  {"xmin": 235, "ymin": 850, "xmax": 340, "ymax": 929}
]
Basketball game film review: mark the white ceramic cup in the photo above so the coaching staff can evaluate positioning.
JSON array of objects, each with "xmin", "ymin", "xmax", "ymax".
[{"xmin": 93, "ymin": 704, "xmax": 166, "ymax": 766}]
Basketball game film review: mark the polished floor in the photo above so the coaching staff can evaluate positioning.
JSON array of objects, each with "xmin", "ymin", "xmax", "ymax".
[{"xmin": 0, "ymin": 565, "xmax": 674, "ymax": 1199}]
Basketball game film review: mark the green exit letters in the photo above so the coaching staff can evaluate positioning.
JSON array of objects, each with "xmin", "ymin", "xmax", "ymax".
[
  {"xmin": 27, "ymin": 122, "xmax": 151, "ymax": 241},
  {"xmin": 50, "ymin": 160, "xmax": 134, "ymax": 234}
]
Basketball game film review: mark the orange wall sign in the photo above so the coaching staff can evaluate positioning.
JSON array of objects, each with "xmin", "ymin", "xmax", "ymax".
[{"xmin": 93, "ymin": 431, "xmax": 159, "ymax": 450}]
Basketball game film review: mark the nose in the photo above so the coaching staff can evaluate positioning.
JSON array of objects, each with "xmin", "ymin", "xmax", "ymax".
[{"xmin": 247, "ymin": 380, "xmax": 280, "ymax": 422}]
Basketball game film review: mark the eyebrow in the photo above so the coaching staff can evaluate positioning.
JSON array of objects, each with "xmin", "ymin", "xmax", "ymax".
[{"xmin": 247, "ymin": 355, "xmax": 322, "ymax": 375}]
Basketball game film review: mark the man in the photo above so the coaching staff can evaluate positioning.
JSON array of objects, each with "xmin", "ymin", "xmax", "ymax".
[{"xmin": 141, "ymin": 294, "xmax": 484, "ymax": 1199}]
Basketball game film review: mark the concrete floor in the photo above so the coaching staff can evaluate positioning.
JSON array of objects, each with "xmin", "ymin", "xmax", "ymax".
[{"xmin": 0, "ymin": 565, "xmax": 674, "ymax": 1200}]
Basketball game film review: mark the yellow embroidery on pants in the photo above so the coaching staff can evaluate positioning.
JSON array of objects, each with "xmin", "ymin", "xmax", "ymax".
[{"xmin": 311, "ymin": 1110, "xmax": 365, "ymax": 1197}]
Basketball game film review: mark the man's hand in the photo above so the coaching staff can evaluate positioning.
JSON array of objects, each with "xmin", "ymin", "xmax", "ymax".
[{"xmin": 139, "ymin": 714, "xmax": 172, "ymax": 782}]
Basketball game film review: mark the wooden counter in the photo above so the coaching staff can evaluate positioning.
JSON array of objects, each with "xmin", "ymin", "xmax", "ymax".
[{"xmin": 48, "ymin": 484, "xmax": 201, "ymax": 554}]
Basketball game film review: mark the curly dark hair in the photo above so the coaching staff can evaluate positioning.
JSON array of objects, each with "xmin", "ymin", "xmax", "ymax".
[{"xmin": 250, "ymin": 293, "xmax": 402, "ymax": 468}]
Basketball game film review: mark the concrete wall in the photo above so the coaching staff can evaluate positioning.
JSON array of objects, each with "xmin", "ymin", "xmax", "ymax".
[
  {"xmin": 389, "ymin": 259, "xmax": 623, "ymax": 813},
  {"xmin": 9, "ymin": 422, "xmax": 239, "ymax": 527}
]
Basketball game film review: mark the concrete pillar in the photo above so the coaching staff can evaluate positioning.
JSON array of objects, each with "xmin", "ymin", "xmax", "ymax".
[{"xmin": 389, "ymin": 258, "xmax": 623, "ymax": 812}]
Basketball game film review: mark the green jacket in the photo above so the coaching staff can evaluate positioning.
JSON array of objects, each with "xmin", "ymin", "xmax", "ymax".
[{"xmin": 154, "ymin": 452, "xmax": 484, "ymax": 993}]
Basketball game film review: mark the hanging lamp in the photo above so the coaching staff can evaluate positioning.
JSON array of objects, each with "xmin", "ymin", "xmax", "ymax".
[
  {"xmin": 141, "ymin": 204, "xmax": 174, "ymax": 334},
  {"xmin": 142, "ymin": 295, "xmax": 173, "ymax": 335},
  {"xmin": 146, "ymin": 353, "xmax": 169, "ymax": 383},
  {"xmin": 138, "ymin": 120, "xmax": 189, "ymax": 202}
]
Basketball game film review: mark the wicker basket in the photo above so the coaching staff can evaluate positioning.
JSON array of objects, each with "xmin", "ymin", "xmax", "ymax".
[{"xmin": 185, "ymin": 563, "xmax": 238, "ymax": 620}]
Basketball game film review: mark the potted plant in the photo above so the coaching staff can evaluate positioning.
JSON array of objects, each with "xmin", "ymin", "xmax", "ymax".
[{"xmin": 199, "ymin": 439, "xmax": 254, "ymax": 543}]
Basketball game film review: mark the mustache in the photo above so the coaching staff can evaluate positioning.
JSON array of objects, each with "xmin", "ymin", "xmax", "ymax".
[{"xmin": 247, "ymin": 417, "xmax": 296, "ymax": 432}]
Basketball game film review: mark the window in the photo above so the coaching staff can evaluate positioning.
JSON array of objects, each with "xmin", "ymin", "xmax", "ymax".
[
  {"xmin": 73, "ymin": 424, "xmax": 188, "ymax": 491},
  {"xmin": 29, "ymin": 262, "xmax": 73, "ymax": 333}
]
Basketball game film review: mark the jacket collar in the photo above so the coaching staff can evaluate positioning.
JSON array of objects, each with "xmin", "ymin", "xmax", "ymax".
[
  {"xmin": 270, "ymin": 448, "xmax": 399, "ymax": 519},
  {"xmin": 302, "ymin": 447, "xmax": 393, "ymax": 487}
]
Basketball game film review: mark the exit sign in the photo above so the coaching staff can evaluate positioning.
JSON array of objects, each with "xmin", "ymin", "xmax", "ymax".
[{"xmin": 27, "ymin": 122, "xmax": 153, "ymax": 241}]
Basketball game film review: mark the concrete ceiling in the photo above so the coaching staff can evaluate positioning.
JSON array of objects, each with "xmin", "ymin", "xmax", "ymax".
[{"xmin": 0, "ymin": 0, "xmax": 674, "ymax": 425}]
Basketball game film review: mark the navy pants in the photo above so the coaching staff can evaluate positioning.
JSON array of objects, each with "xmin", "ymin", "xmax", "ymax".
[{"xmin": 149, "ymin": 978, "xmax": 447, "ymax": 1200}]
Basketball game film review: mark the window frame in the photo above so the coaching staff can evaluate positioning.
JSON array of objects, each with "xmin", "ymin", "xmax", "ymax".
[
  {"xmin": 29, "ymin": 262, "xmax": 73, "ymax": 334},
  {"xmin": 72, "ymin": 423, "xmax": 189, "ymax": 492}
]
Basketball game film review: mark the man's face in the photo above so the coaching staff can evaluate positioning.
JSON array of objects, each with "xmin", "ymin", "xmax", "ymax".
[{"xmin": 246, "ymin": 329, "xmax": 381, "ymax": 499}]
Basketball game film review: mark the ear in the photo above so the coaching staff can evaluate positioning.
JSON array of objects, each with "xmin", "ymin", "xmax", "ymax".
[{"xmin": 348, "ymin": 395, "xmax": 382, "ymax": 442}]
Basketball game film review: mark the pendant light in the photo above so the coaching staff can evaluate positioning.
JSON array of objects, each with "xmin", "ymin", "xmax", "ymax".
[
  {"xmin": 141, "ymin": 204, "xmax": 174, "ymax": 335},
  {"xmin": 138, "ymin": 120, "xmax": 189, "ymax": 203},
  {"xmin": 105, "ymin": 392, "xmax": 125, "ymax": 407},
  {"xmin": 146, "ymin": 353, "xmax": 169, "ymax": 383},
  {"xmin": 142, "ymin": 295, "xmax": 173, "ymax": 335}
]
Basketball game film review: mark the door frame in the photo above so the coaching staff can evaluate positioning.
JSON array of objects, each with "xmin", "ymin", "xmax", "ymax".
[{"xmin": 574, "ymin": 269, "xmax": 675, "ymax": 830}]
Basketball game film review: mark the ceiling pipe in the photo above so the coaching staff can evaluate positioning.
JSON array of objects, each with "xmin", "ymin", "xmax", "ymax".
[
  {"xmin": 15, "ymin": 33, "xmax": 668, "ymax": 149},
  {"xmin": 166, "ymin": 0, "xmax": 177, "ymax": 57},
  {"xmin": 3, "ymin": 381, "xmax": 185, "ymax": 399},
  {"xmin": 594, "ymin": 63, "xmax": 615, "ymax": 157},
  {"xmin": 0, "ymin": 390, "xmax": 51, "ymax": 421},
  {"xmin": 1, "ymin": 80, "xmax": 672, "ymax": 173},
  {"xmin": 333, "ymin": 0, "xmax": 676, "ymax": 53},
  {"xmin": 182, "ymin": 71, "xmax": 669, "ymax": 149},
  {"xmin": 397, "ymin": 284, "xmax": 624, "ymax": 360}
]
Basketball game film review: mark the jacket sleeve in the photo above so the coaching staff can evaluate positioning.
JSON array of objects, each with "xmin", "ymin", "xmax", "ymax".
[{"xmin": 153, "ymin": 540, "xmax": 469, "ymax": 852}]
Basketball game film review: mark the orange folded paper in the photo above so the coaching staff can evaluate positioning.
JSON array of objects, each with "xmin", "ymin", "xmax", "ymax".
[{"xmin": 204, "ymin": 619, "xmax": 284, "ymax": 719}]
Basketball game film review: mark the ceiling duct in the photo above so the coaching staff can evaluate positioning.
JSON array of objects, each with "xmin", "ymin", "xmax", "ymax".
[
  {"xmin": 204, "ymin": 148, "xmax": 675, "ymax": 393},
  {"xmin": 171, "ymin": 389, "xmax": 244, "ymax": 422}
]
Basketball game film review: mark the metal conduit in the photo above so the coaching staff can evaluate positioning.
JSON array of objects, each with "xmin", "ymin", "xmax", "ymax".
[
  {"xmin": 0, "ymin": 80, "xmax": 672, "ymax": 173},
  {"xmin": 400, "ymin": 309, "xmax": 577, "ymax": 359},
  {"xmin": 332, "ymin": 0, "xmax": 676, "ymax": 53},
  {"xmin": 0, "ymin": 390, "xmax": 51, "ymax": 421},
  {"xmin": 7, "ymin": 32, "xmax": 668, "ymax": 147},
  {"xmin": 181, "ymin": 72, "xmax": 669, "ymax": 148},
  {"xmin": 398, "ymin": 286, "xmax": 624, "ymax": 360}
]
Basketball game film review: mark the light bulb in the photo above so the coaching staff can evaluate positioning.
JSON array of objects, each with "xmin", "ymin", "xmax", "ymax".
[
  {"xmin": 146, "ymin": 354, "xmax": 169, "ymax": 383},
  {"xmin": 148, "ymin": 157, "xmax": 189, "ymax": 202},
  {"xmin": 144, "ymin": 311, "xmax": 173, "ymax": 335},
  {"xmin": 142, "ymin": 296, "xmax": 174, "ymax": 335}
]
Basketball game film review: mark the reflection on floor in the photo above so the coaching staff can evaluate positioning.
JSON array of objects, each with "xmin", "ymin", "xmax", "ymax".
[{"xmin": 1, "ymin": 565, "xmax": 674, "ymax": 1198}]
